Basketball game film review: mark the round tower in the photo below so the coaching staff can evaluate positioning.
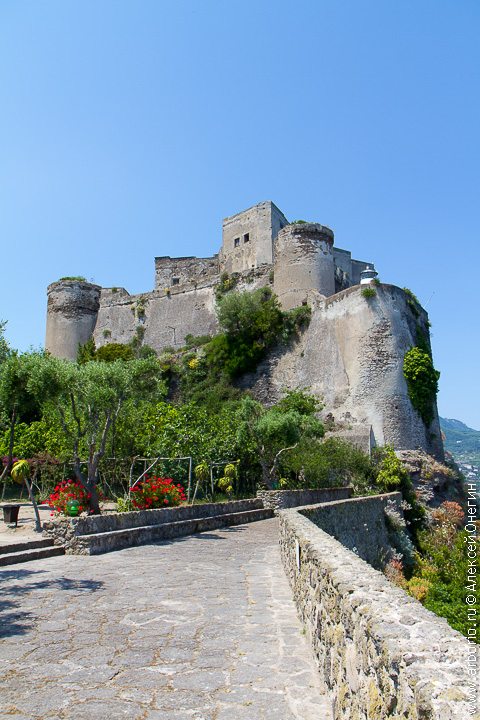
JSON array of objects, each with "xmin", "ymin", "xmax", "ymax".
[
  {"xmin": 273, "ymin": 223, "xmax": 335, "ymax": 310},
  {"xmin": 45, "ymin": 280, "xmax": 101, "ymax": 360}
]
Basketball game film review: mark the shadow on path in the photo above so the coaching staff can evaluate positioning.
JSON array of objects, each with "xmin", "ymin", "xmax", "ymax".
[{"xmin": 0, "ymin": 568, "xmax": 104, "ymax": 638}]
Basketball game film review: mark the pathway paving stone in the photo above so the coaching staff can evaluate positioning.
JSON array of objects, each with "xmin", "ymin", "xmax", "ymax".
[{"xmin": 0, "ymin": 518, "xmax": 332, "ymax": 719}]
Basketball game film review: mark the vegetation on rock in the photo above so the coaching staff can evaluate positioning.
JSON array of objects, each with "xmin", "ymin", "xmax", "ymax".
[{"xmin": 403, "ymin": 346, "xmax": 440, "ymax": 426}]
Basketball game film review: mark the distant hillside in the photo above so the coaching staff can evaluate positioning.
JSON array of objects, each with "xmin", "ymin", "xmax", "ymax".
[{"xmin": 440, "ymin": 417, "xmax": 480, "ymax": 465}]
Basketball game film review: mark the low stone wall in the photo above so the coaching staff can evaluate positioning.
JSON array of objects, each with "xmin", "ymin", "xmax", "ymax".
[
  {"xmin": 256, "ymin": 486, "xmax": 352, "ymax": 513},
  {"xmin": 279, "ymin": 499, "xmax": 475, "ymax": 720},
  {"xmin": 303, "ymin": 492, "xmax": 402, "ymax": 569},
  {"xmin": 42, "ymin": 498, "xmax": 269, "ymax": 554}
]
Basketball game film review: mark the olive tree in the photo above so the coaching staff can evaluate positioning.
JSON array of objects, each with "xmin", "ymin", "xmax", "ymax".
[
  {"xmin": 0, "ymin": 352, "xmax": 39, "ymax": 483},
  {"xmin": 236, "ymin": 392, "xmax": 324, "ymax": 489},
  {"xmin": 28, "ymin": 354, "xmax": 165, "ymax": 513}
]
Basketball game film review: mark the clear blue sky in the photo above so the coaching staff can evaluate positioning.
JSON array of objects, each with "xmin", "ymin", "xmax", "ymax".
[{"xmin": 0, "ymin": 1, "xmax": 478, "ymax": 428}]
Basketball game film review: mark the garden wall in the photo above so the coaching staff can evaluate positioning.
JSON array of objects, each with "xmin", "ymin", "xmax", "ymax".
[
  {"xmin": 279, "ymin": 497, "xmax": 475, "ymax": 720},
  {"xmin": 42, "ymin": 498, "xmax": 272, "ymax": 554},
  {"xmin": 256, "ymin": 486, "xmax": 352, "ymax": 514}
]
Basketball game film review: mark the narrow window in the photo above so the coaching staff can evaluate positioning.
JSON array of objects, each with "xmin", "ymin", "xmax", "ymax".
[
  {"xmin": 234, "ymin": 238, "xmax": 240, "ymax": 248},
  {"xmin": 243, "ymin": 233, "xmax": 250, "ymax": 243},
  {"xmin": 172, "ymin": 277, "xmax": 180, "ymax": 285}
]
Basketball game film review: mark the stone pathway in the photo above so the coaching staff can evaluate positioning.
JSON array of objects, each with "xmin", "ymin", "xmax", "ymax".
[{"xmin": 0, "ymin": 518, "xmax": 332, "ymax": 719}]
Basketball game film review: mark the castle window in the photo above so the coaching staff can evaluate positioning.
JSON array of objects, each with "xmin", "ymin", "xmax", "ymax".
[
  {"xmin": 243, "ymin": 233, "xmax": 250, "ymax": 243},
  {"xmin": 172, "ymin": 277, "xmax": 180, "ymax": 285},
  {"xmin": 234, "ymin": 238, "xmax": 240, "ymax": 248}
]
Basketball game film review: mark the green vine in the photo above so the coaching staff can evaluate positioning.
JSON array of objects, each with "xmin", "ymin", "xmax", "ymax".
[{"xmin": 403, "ymin": 347, "xmax": 440, "ymax": 426}]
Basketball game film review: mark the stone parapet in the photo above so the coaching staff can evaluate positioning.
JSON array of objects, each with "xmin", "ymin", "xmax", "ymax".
[
  {"xmin": 279, "ymin": 499, "xmax": 476, "ymax": 720},
  {"xmin": 256, "ymin": 486, "xmax": 352, "ymax": 514},
  {"xmin": 42, "ymin": 498, "xmax": 269, "ymax": 554}
]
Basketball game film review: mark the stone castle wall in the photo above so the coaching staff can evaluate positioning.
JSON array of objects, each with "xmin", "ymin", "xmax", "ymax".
[
  {"xmin": 94, "ymin": 285, "xmax": 218, "ymax": 351},
  {"xmin": 44, "ymin": 201, "xmax": 443, "ymax": 459},
  {"xmin": 154, "ymin": 255, "xmax": 218, "ymax": 291},
  {"xmin": 45, "ymin": 280, "xmax": 101, "ymax": 359},
  {"xmin": 219, "ymin": 201, "xmax": 288, "ymax": 273},
  {"xmin": 279, "ymin": 498, "xmax": 475, "ymax": 720},
  {"xmin": 273, "ymin": 222, "xmax": 335, "ymax": 309},
  {"xmin": 241, "ymin": 283, "xmax": 443, "ymax": 457}
]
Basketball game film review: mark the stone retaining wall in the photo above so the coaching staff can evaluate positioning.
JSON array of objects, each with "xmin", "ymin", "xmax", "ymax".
[
  {"xmin": 256, "ymin": 486, "xmax": 352, "ymax": 514},
  {"xmin": 279, "ymin": 499, "xmax": 475, "ymax": 720},
  {"xmin": 43, "ymin": 498, "xmax": 266, "ymax": 552},
  {"xmin": 303, "ymin": 492, "xmax": 402, "ymax": 569}
]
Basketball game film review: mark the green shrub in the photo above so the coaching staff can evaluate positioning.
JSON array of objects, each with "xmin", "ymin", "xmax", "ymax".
[
  {"xmin": 403, "ymin": 287, "xmax": 421, "ymax": 317},
  {"xmin": 184, "ymin": 334, "xmax": 211, "ymax": 348},
  {"xmin": 77, "ymin": 337, "xmax": 96, "ymax": 364},
  {"xmin": 403, "ymin": 347, "xmax": 440, "ymax": 426},
  {"xmin": 280, "ymin": 437, "xmax": 371, "ymax": 490},
  {"xmin": 283, "ymin": 305, "xmax": 312, "ymax": 336},
  {"xmin": 372, "ymin": 446, "xmax": 426, "ymax": 536},
  {"xmin": 95, "ymin": 343, "xmax": 134, "ymax": 362},
  {"xmin": 361, "ymin": 286, "xmax": 377, "ymax": 299},
  {"xmin": 59, "ymin": 276, "xmax": 87, "ymax": 282}
]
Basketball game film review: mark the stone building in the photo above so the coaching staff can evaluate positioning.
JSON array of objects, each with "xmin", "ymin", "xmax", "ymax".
[{"xmin": 45, "ymin": 200, "xmax": 443, "ymax": 458}]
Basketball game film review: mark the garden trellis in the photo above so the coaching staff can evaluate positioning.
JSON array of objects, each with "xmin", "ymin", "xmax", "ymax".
[{"xmin": 191, "ymin": 459, "xmax": 240, "ymax": 503}]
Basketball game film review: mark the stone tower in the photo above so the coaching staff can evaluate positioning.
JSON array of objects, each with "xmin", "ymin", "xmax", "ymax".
[
  {"xmin": 219, "ymin": 201, "xmax": 288, "ymax": 274},
  {"xmin": 45, "ymin": 280, "xmax": 101, "ymax": 360},
  {"xmin": 273, "ymin": 223, "xmax": 335, "ymax": 310}
]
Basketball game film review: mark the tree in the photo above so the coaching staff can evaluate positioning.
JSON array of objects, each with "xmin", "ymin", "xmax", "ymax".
[
  {"xmin": 27, "ymin": 355, "xmax": 166, "ymax": 513},
  {"xmin": 0, "ymin": 352, "xmax": 39, "ymax": 484},
  {"xmin": 210, "ymin": 287, "xmax": 284, "ymax": 377},
  {"xmin": 236, "ymin": 393, "xmax": 324, "ymax": 489},
  {"xmin": 0, "ymin": 320, "xmax": 10, "ymax": 366}
]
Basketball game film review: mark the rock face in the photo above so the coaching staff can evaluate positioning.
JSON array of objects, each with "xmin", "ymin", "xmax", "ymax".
[
  {"xmin": 397, "ymin": 449, "xmax": 467, "ymax": 507},
  {"xmin": 241, "ymin": 284, "xmax": 443, "ymax": 458}
]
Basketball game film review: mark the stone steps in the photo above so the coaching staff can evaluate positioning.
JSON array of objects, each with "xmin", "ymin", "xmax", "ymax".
[
  {"xmin": 0, "ymin": 539, "xmax": 65, "ymax": 566},
  {"xmin": 80, "ymin": 507, "xmax": 275, "ymax": 555}
]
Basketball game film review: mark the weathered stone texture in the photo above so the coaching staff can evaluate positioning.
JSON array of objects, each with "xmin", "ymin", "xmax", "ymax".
[
  {"xmin": 301, "ymin": 492, "xmax": 402, "ymax": 569},
  {"xmin": 94, "ymin": 286, "xmax": 218, "ymax": 351},
  {"xmin": 154, "ymin": 255, "xmax": 218, "ymax": 291},
  {"xmin": 0, "ymin": 519, "xmax": 333, "ymax": 719},
  {"xmin": 45, "ymin": 280, "xmax": 101, "ymax": 360},
  {"xmin": 257, "ymin": 486, "xmax": 352, "ymax": 514},
  {"xmin": 42, "ymin": 498, "xmax": 272, "ymax": 554},
  {"xmin": 274, "ymin": 223, "xmax": 335, "ymax": 309},
  {"xmin": 220, "ymin": 201, "xmax": 288, "ymax": 274},
  {"xmin": 279, "ymin": 503, "xmax": 477, "ymax": 720},
  {"xmin": 241, "ymin": 284, "xmax": 443, "ymax": 458},
  {"xmin": 44, "ymin": 201, "xmax": 444, "ymax": 460}
]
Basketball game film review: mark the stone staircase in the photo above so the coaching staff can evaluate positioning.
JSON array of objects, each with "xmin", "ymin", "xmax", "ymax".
[{"xmin": 0, "ymin": 538, "xmax": 65, "ymax": 567}]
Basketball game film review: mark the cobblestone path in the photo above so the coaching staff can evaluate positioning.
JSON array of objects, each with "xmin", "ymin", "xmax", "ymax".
[{"xmin": 0, "ymin": 518, "xmax": 332, "ymax": 719}]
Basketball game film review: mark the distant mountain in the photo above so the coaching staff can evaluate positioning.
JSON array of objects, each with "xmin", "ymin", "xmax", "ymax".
[{"xmin": 440, "ymin": 417, "xmax": 480, "ymax": 465}]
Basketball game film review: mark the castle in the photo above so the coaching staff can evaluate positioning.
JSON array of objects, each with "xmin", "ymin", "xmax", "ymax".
[{"xmin": 45, "ymin": 200, "xmax": 443, "ymax": 458}]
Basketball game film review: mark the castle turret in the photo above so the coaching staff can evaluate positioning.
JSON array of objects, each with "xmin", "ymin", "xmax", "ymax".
[
  {"xmin": 45, "ymin": 280, "xmax": 101, "ymax": 360},
  {"xmin": 273, "ymin": 223, "xmax": 335, "ymax": 310}
]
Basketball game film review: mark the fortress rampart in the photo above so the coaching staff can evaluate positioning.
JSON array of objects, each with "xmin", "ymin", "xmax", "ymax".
[
  {"xmin": 279, "ymin": 497, "xmax": 475, "ymax": 720},
  {"xmin": 45, "ymin": 200, "xmax": 443, "ymax": 458}
]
